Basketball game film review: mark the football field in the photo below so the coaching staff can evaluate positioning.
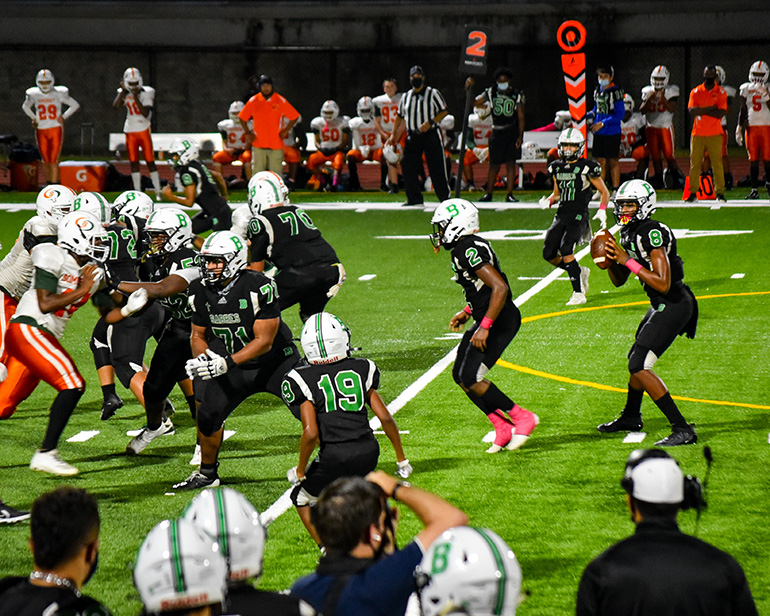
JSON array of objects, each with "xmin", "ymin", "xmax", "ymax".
[{"xmin": 0, "ymin": 190, "xmax": 768, "ymax": 615}]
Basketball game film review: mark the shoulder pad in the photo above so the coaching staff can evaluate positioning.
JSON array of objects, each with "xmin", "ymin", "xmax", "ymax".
[
  {"xmin": 667, "ymin": 85, "xmax": 680, "ymax": 98},
  {"xmin": 31, "ymin": 242, "xmax": 66, "ymax": 270}
]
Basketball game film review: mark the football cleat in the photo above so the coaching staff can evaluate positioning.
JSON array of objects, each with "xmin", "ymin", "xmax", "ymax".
[
  {"xmin": 580, "ymin": 266, "xmax": 590, "ymax": 295},
  {"xmin": 0, "ymin": 501, "xmax": 30, "ymax": 524},
  {"xmin": 173, "ymin": 470, "xmax": 220, "ymax": 491},
  {"xmin": 126, "ymin": 422, "xmax": 169, "ymax": 455},
  {"xmin": 478, "ymin": 193, "xmax": 493, "ymax": 202},
  {"xmin": 100, "ymin": 393, "xmax": 124, "ymax": 421},
  {"xmin": 566, "ymin": 291, "xmax": 587, "ymax": 306},
  {"xmin": 655, "ymin": 423, "xmax": 697, "ymax": 446},
  {"xmin": 597, "ymin": 416, "xmax": 643, "ymax": 433},
  {"xmin": 505, "ymin": 193, "xmax": 519, "ymax": 203},
  {"xmin": 745, "ymin": 189, "xmax": 759, "ymax": 200},
  {"xmin": 30, "ymin": 449, "xmax": 79, "ymax": 476},
  {"xmin": 189, "ymin": 444, "xmax": 202, "ymax": 466},
  {"xmin": 715, "ymin": 193, "xmax": 727, "ymax": 203}
]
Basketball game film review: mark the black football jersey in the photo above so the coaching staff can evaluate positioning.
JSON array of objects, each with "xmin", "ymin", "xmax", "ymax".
[
  {"xmin": 249, "ymin": 205, "xmax": 338, "ymax": 269},
  {"xmin": 104, "ymin": 221, "xmax": 140, "ymax": 281},
  {"xmin": 143, "ymin": 246, "xmax": 199, "ymax": 321},
  {"xmin": 548, "ymin": 157, "xmax": 602, "ymax": 213},
  {"xmin": 281, "ymin": 357, "xmax": 379, "ymax": 445},
  {"xmin": 176, "ymin": 160, "xmax": 229, "ymax": 214},
  {"xmin": 450, "ymin": 235, "xmax": 514, "ymax": 320},
  {"xmin": 620, "ymin": 218, "xmax": 685, "ymax": 302},
  {"xmin": 484, "ymin": 85, "xmax": 525, "ymax": 128},
  {"xmin": 189, "ymin": 269, "xmax": 293, "ymax": 368}
]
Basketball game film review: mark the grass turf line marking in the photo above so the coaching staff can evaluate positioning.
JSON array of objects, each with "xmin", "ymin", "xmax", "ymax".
[{"xmin": 67, "ymin": 430, "xmax": 100, "ymax": 442}]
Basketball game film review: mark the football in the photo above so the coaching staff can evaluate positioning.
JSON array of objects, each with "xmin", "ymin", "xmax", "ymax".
[{"xmin": 590, "ymin": 229, "xmax": 614, "ymax": 269}]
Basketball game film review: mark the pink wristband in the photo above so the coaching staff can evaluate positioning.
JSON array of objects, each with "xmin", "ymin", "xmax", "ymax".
[
  {"xmin": 625, "ymin": 259, "xmax": 643, "ymax": 275},
  {"xmin": 463, "ymin": 305, "xmax": 472, "ymax": 315},
  {"xmin": 480, "ymin": 317, "xmax": 494, "ymax": 330}
]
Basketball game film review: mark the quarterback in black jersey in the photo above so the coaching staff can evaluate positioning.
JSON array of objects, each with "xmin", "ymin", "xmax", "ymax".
[
  {"xmin": 431, "ymin": 198, "xmax": 538, "ymax": 453},
  {"xmin": 161, "ymin": 138, "xmax": 232, "ymax": 237},
  {"xmin": 542, "ymin": 128, "xmax": 610, "ymax": 305},
  {"xmin": 179, "ymin": 230, "xmax": 300, "ymax": 490},
  {"xmin": 281, "ymin": 312, "xmax": 411, "ymax": 545},
  {"xmin": 599, "ymin": 180, "xmax": 698, "ymax": 446},
  {"xmin": 244, "ymin": 173, "xmax": 346, "ymax": 321}
]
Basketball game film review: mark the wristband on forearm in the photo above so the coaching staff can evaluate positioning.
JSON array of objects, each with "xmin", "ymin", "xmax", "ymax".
[
  {"xmin": 625, "ymin": 259, "xmax": 643, "ymax": 275},
  {"xmin": 225, "ymin": 355, "xmax": 237, "ymax": 370},
  {"xmin": 463, "ymin": 305, "xmax": 472, "ymax": 315},
  {"xmin": 480, "ymin": 316, "xmax": 494, "ymax": 330}
]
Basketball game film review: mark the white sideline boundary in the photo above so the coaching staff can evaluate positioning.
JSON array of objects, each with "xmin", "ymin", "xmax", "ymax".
[{"xmin": 259, "ymin": 226, "xmax": 616, "ymax": 527}]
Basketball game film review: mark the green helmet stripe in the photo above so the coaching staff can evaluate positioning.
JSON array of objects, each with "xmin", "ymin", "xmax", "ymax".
[
  {"xmin": 215, "ymin": 489, "xmax": 229, "ymax": 564},
  {"xmin": 266, "ymin": 179, "xmax": 281, "ymax": 202},
  {"xmin": 474, "ymin": 528, "xmax": 507, "ymax": 615},
  {"xmin": 169, "ymin": 519, "xmax": 186, "ymax": 593},
  {"xmin": 315, "ymin": 313, "xmax": 327, "ymax": 358}
]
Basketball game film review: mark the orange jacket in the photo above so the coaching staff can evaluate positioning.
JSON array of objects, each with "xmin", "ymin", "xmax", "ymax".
[
  {"xmin": 239, "ymin": 92, "xmax": 300, "ymax": 150},
  {"xmin": 688, "ymin": 84, "xmax": 727, "ymax": 136}
]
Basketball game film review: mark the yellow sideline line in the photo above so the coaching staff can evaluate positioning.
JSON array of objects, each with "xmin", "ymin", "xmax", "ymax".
[{"xmin": 502, "ymin": 291, "xmax": 770, "ymax": 410}]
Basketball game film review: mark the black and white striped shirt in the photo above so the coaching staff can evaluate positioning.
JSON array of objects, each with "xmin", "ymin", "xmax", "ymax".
[{"xmin": 397, "ymin": 85, "xmax": 447, "ymax": 132}]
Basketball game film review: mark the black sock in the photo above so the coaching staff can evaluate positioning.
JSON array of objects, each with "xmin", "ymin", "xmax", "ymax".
[
  {"xmin": 101, "ymin": 384, "xmax": 116, "ymax": 399},
  {"xmin": 622, "ymin": 384, "xmax": 644, "ymax": 419},
  {"xmin": 41, "ymin": 389, "xmax": 83, "ymax": 450},
  {"xmin": 186, "ymin": 395, "xmax": 197, "ymax": 420},
  {"xmin": 200, "ymin": 462, "xmax": 218, "ymax": 477},
  {"xmin": 653, "ymin": 392, "xmax": 687, "ymax": 429},
  {"xmin": 563, "ymin": 259, "xmax": 582, "ymax": 292},
  {"xmin": 480, "ymin": 382, "xmax": 514, "ymax": 415},
  {"xmin": 145, "ymin": 400, "xmax": 164, "ymax": 431},
  {"xmin": 750, "ymin": 162, "xmax": 759, "ymax": 189},
  {"xmin": 465, "ymin": 389, "xmax": 492, "ymax": 415}
]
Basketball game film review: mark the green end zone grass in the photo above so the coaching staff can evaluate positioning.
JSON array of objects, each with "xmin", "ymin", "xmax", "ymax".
[{"xmin": 0, "ymin": 193, "xmax": 768, "ymax": 615}]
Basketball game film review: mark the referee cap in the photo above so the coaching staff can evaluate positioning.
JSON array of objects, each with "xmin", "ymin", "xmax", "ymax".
[
  {"xmin": 622, "ymin": 450, "xmax": 684, "ymax": 505},
  {"xmin": 410, "ymin": 65, "xmax": 425, "ymax": 77}
]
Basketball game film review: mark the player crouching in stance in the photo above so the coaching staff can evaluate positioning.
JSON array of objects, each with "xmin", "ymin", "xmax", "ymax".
[
  {"xmin": 598, "ymin": 180, "xmax": 698, "ymax": 446},
  {"xmin": 542, "ymin": 128, "xmax": 610, "ymax": 306},
  {"xmin": 281, "ymin": 312, "xmax": 412, "ymax": 545},
  {"xmin": 431, "ymin": 199, "xmax": 538, "ymax": 453},
  {"xmin": 178, "ymin": 231, "xmax": 300, "ymax": 490}
]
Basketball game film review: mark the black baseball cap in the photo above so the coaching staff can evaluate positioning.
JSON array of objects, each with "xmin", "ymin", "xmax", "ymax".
[
  {"xmin": 409, "ymin": 65, "xmax": 424, "ymax": 77},
  {"xmin": 258, "ymin": 74, "xmax": 273, "ymax": 85}
]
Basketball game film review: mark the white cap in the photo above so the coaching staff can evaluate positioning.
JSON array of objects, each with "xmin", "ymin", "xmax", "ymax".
[{"xmin": 628, "ymin": 458, "xmax": 684, "ymax": 504}]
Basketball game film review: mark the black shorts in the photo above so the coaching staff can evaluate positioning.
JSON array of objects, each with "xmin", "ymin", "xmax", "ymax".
[
  {"xmin": 110, "ymin": 303, "xmax": 167, "ymax": 388},
  {"xmin": 195, "ymin": 342, "xmax": 299, "ymax": 436},
  {"xmin": 543, "ymin": 210, "xmax": 590, "ymax": 260},
  {"xmin": 592, "ymin": 133, "xmax": 621, "ymax": 159},
  {"xmin": 631, "ymin": 289, "xmax": 696, "ymax": 358},
  {"xmin": 488, "ymin": 126, "xmax": 521, "ymax": 165},
  {"xmin": 276, "ymin": 263, "xmax": 341, "ymax": 317},
  {"xmin": 453, "ymin": 304, "xmax": 521, "ymax": 386},
  {"xmin": 143, "ymin": 318, "xmax": 192, "ymax": 403},
  {"xmin": 291, "ymin": 436, "xmax": 380, "ymax": 505}
]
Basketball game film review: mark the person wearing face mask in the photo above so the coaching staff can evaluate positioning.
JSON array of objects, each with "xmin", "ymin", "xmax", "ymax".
[
  {"xmin": 473, "ymin": 67, "xmax": 526, "ymax": 203},
  {"xmin": 387, "ymin": 66, "xmax": 450, "ymax": 206},
  {"xmin": 686, "ymin": 65, "xmax": 728, "ymax": 202},
  {"xmin": 589, "ymin": 65, "xmax": 625, "ymax": 199},
  {"xmin": 0, "ymin": 486, "xmax": 112, "ymax": 616},
  {"xmin": 291, "ymin": 471, "xmax": 468, "ymax": 616}
]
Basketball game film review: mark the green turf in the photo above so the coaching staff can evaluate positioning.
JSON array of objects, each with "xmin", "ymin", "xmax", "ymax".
[{"xmin": 0, "ymin": 197, "xmax": 768, "ymax": 615}]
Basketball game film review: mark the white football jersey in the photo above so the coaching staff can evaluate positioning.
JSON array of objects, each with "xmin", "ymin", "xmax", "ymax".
[
  {"xmin": 373, "ymin": 92, "xmax": 402, "ymax": 133},
  {"xmin": 739, "ymin": 82, "xmax": 770, "ymax": 126},
  {"xmin": 22, "ymin": 86, "xmax": 80, "ymax": 130},
  {"xmin": 119, "ymin": 86, "xmax": 155, "ymax": 133},
  {"xmin": 720, "ymin": 84, "xmax": 736, "ymax": 127},
  {"xmin": 310, "ymin": 115, "xmax": 350, "ymax": 150},
  {"xmin": 12, "ymin": 243, "xmax": 92, "ymax": 339},
  {"xmin": 620, "ymin": 112, "xmax": 647, "ymax": 157},
  {"xmin": 217, "ymin": 118, "xmax": 250, "ymax": 149},
  {"xmin": 468, "ymin": 113, "xmax": 493, "ymax": 147},
  {"xmin": 281, "ymin": 114, "xmax": 302, "ymax": 147},
  {"xmin": 0, "ymin": 216, "xmax": 58, "ymax": 300},
  {"xmin": 348, "ymin": 116, "xmax": 382, "ymax": 150},
  {"xmin": 640, "ymin": 85, "xmax": 679, "ymax": 128}
]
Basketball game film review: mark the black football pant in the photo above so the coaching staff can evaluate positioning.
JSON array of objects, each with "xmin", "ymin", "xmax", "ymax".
[{"xmin": 403, "ymin": 129, "xmax": 450, "ymax": 205}]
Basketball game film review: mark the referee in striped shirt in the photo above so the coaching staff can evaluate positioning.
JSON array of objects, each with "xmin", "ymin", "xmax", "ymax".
[{"xmin": 387, "ymin": 65, "xmax": 450, "ymax": 205}]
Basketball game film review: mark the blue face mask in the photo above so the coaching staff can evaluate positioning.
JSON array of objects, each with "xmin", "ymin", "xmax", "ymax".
[
  {"xmin": 497, "ymin": 81, "xmax": 510, "ymax": 91},
  {"xmin": 598, "ymin": 78, "xmax": 610, "ymax": 88}
]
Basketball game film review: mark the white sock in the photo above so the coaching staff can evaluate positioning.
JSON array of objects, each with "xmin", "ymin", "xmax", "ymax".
[
  {"xmin": 131, "ymin": 172, "xmax": 141, "ymax": 191},
  {"xmin": 150, "ymin": 170, "xmax": 161, "ymax": 194}
]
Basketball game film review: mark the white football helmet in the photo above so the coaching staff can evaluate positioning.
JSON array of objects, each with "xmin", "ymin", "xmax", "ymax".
[
  {"xmin": 122, "ymin": 67, "xmax": 143, "ymax": 89},
  {"xmin": 749, "ymin": 60, "xmax": 769, "ymax": 85},
  {"xmin": 553, "ymin": 110, "xmax": 572, "ymax": 131},
  {"xmin": 613, "ymin": 179, "xmax": 657, "ymax": 226},
  {"xmin": 230, "ymin": 204, "xmax": 254, "ymax": 239},
  {"xmin": 557, "ymin": 127, "xmax": 585, "ymax": 161},
  {"xmin": 169, "ymin": 138, "xmax": 200, "ymax": 166},
  {"xmin": 383, "ymin": 142, "xmax": 403, "ymax": 164},
  {"xmin": 72, "ymin": 192, "xmax": 112, "ymax": 224},
  {"xmin": 476, "ymin": 101, "xmax": 492, "ymax": 120},
  {"xmin": 134, "ymin": 518, "xmax": 227, "ymax": 614},
  {"xmin": 36, "ymin": 185, "xmax": 77, "ymax": 224},
  {"xmin": 321, "ymin": 100, "xmax": 340, "ymax": 121},
  {"xmin": 35, "ymin": 69, "xmax": 54, "ymax": 93},
  {"xmin": 415, "ymin": 527, "xmax": 522, "ymax": 616},
  {"xmin": 623, "ymin": 93, "xmax": 635, "ymax": 113},
  {"xmin": 430, "ymin": 198, "xmax": 479, "ymax": 251},
  {"xmin": 248, "ymin": 173, "xmax": 290, "ymax": 214},
  {"xmin": 183, "ymin": 487, "xmax": 267, "ymax": 583},
  {"xmin": 715, "ymin": 65, "xmax": 726, "ymax": 86},
  {"xmin": 113, "ymin": 190, "xmax": 154, "ymax": 220},
  {"xmin": 198, "ymin": 231, "xmax": 247, "ymax": 286},
  {"xmin": 650, "ymin": 65, "xmax": 670, "ymax": 90},
  {"xmin": 145, "ymin": 207, "xmax": 193, "ymax": 255},
  {"xmin": 301, "ymin": 312, "xmax": 351, "ymax": 365},
  {"xmin": 228, "ymin": 100, "xmax": 245, "ymax": 122},
  {"xmin": 57, "ymin": 212, "xmax": 109, "ymax": 262},
  {"xmin": 357, "ymin": 96, "xmax": 374, "ymax": 121},
  {"xmin": 521, "ymin": 142, "xmax": 540, "ymax": 160}
]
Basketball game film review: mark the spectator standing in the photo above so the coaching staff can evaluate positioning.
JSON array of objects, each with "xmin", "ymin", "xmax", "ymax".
[
  {"xmin": 0, "ymin": 487, "xmax": 112, "ymax": 616},
  {"xmin": 736, "ymin": 60, "xmax": 770, "ymax": 199},
  {"xmin": 21, "ymin": 69, "xmax": 80, "ymax": 185},
  {"xmin": 590, "ymin": 65, "xmax": 625, "ymax": 192},
  {"xmin": 239, "ymin": 74, "xmax": 300, "ymax": 175},
  {"xmin": 387, "ymin": 66, "xmax": 450, "ymax": 206},
  {"xmin": 291, "ymin": 471, "xmax": 468, "ymax": 616},
  {"xmin": 687, "ymin": 66, "xmax": 728, "ymax": 202},
  {"xmin": 576, "ymin": 449, "xmax": 758, "ymax": 616},
  {"xmin": 373, "ymin": 78, "xmax": 403, "ymax": 192},
  {"xmin": 474, "ymin": 67, "xmax": 526, "ymax": 203}
]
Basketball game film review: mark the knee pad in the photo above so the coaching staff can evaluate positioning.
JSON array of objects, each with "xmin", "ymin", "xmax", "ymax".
[
  {"xmin": 291, "ymin": 484, "xmax": 318, "ymax": 507},
  {"xmin": 628, "ymin": 345, "xmax": 659, "ymax": 373},
  {"xmin": 196, "ymin": 412, "xmax": 224, "ymax": 438},
  {"xmin": 543, "ymin": 246, "xmax": 558, "ymax": 262},
  {"xmin": 456, "ymin": 362, "xmax": 490, "ymax": 389}
]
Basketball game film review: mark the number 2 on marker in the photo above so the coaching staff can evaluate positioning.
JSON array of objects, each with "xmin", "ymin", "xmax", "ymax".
[{"xmin": 466, "ymin": 31, "xmax": 487, "ymax": 58}]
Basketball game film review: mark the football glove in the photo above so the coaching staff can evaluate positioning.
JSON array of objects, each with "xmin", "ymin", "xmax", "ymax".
[
  {"xmin": 735, "ymin": 126, "xmax": 744, "ymax": 147},
  {"xmin": 104, "ymin": 265, "xmax": 122, "ymax": 293},
  {"xmin": 359, "ymin": 145, "xmax": 370, "ymax": 160},
  {"xmin": 539, "ymin": 196, "xmax": 553, "ymax": 209},
  {"xmin": 593, "ymin": 207, "xmax": 608, "ymax": 229},
  {"xmin": 184, "ymin": 353, "xmax": 209, "ymax": 380},
  {"xmin": 396, "ymin": 459, "xmax": 413, "ymax": 479},
  {"xmin": 287, "ymin": 466, "xmax": 304, "ymax": 485},
  {"xmin": 120, "ymin": 288, "xmax": 148, "ymax": 318},
  {"xmin": 195, "ymin": 349, "xmax": 230, "ymax": 380},
  {"xmin": 327, "ymin": 263, "xmax": 347, "ymax": 298}
]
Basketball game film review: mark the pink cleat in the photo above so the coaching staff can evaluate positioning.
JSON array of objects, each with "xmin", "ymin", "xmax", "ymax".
[
  {"xmin": 506, "ymin": 405, "xmax": 539, "ymax": 450},
  {"xmin": 485, "ymin": 411, "xmax": 513, "ymax": 453}
]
